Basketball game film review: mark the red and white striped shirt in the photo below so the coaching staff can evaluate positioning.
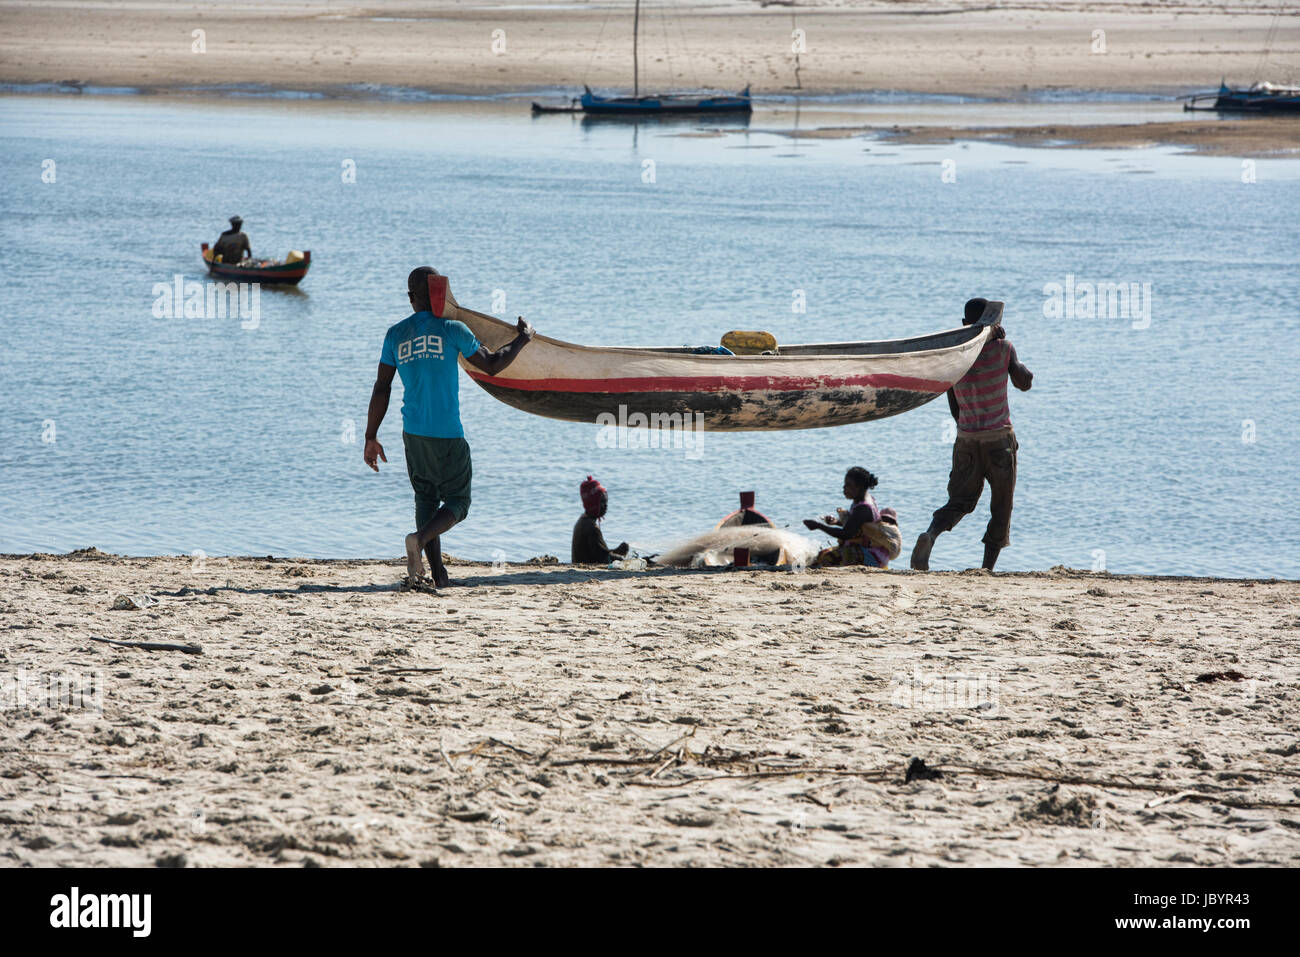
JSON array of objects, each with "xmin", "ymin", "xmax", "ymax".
[{"xmin": 953, "ymin": 338, "xmax": 1012, "ymax": 433}]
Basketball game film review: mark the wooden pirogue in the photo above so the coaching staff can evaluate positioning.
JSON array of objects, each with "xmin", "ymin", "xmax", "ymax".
[
  {"xmin": 428, "ymin": 274, "xmax": 1001, "ymax": 432},
  {"xmin": 200, "ymin": 244, "xmax": 311, "ymax": 285}
]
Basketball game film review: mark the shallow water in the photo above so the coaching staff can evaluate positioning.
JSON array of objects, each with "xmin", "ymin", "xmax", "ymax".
[{"xmin": 2, "ymin": 94, "xmax": 1298, "ymax": 576}]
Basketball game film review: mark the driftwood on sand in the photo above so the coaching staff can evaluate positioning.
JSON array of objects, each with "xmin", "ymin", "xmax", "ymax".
[{"xmin": 88, "ymin": 635, "xmax": 203, "ymax": 655}]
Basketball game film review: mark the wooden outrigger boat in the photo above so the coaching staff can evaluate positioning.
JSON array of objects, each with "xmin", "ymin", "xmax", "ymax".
[
  {"xmin": 580, "ymin": 84, "xmax": 752, "ymax": 116},
  {"xmin": 200, "ymin": 244, "xmax": 312, "ymax": 285},
  {"xmin": 533, "ymin": 0, "xmax": 751, "ymax": 117},
  {"xmin": 428, "ymin": 275, "xmax": 1002, "ymax": 432},
  {"xmin": 1184, "ymin": 5, "xmax": 1299, "ymax": 113},
  {"xmin": 1184, "ymin": 80, "xmax": 1300, "ymax": 114}
]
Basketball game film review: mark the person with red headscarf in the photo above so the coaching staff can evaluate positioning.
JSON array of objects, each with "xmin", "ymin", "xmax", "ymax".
[{"xmin": 572, "ymin": 475, "xmax": 629, "ymax": 564}]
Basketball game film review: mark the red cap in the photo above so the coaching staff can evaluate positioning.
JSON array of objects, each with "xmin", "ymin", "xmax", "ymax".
[{"xmin": 580, "ymin": 475, "xmax": 607, "ymax": 516}]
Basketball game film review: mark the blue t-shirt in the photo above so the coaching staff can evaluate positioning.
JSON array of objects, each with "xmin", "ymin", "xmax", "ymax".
[{"xmin": 380, "ymin": 311, "xmax": 481, "ymax": 438}]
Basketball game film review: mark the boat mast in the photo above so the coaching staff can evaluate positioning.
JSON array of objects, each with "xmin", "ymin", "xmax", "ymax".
[
  {"xmin": 633, "ymin": 0, "xmax": 640, "ymax": 97},
  {"xmin": 1252, "ymin": 0, "xmax": 1283, "ymax": 86}
]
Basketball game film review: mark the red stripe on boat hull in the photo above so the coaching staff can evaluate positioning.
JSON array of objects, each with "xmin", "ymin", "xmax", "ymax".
[{"xmin": 465, "ymin": 370, "xmax": 952, "ymax": 395}]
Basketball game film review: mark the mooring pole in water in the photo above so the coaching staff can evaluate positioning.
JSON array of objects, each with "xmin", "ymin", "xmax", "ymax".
[{"xmin": 633, "ymin": 0, "xmax": 640, "ymax": 98}]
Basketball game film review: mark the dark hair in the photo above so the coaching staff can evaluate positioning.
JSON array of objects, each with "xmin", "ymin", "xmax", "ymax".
[
  {"xmin": 845, "ymin": 466, "xmax": 878, "ymax": 491},
  {"xmin": 408, "ymin": 266, "xmax": 439, "ymax": 309},
  {"xmin": 963, "ymin": 298, "xmax": 988, "ymax": 326}
]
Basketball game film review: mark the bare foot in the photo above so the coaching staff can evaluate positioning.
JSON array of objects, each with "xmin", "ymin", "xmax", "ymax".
[
  {"xmin": 432, "ymin": 563, "xmax": 451, "ymax": 588},
  {"xmin": 910, "ymin": 531, "xmax": 934, "ymax": 571},
  {"xmin": 404, "ymin": 533, "xmax": 426, "ymax": 580}
]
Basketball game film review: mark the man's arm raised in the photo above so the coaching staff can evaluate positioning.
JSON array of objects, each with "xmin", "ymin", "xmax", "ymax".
[
  {"xmin": 464, "ymin": 317, "xmax": 535, "ymax": 377},
  {"xmin": 1008, "ymin": 344, "xmax": 1034, "ymax": 392},
  {"xmin": 364, "ymin": 362, "xmax": 396, "ymax": 472}
]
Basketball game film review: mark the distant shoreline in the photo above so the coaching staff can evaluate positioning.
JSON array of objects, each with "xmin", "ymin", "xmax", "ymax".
[
  {"xmin": 5, "ymin": 0, "xmax": 1294, "ymax": 154},
  {"xmin": 1, "ymin": 1, "xmax": 1293, "ymax": 101},
  {"xmin": 0, "ymin": 81, "xmax": 1189, "ymax": 104}
]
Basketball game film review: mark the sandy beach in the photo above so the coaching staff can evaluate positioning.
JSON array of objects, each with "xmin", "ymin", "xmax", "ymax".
[
  {"xmin": 3, "ymin": 551, "xmax": 1297, "ymax": 867},
  {"xmin": 0, "ymin": 0, "xmax": 1295, "ymax": 100}
]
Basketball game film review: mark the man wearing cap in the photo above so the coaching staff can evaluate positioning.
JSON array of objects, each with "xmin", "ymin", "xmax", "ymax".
[
  {"xmin": 364, "ymin": 266, "xmax": 535, "ymax": 587},
  {"xmin": 213, "ymin": 216, "xmax": 251, "ymax": 264},
  {"xmin": 572, "ymin": 476, "xmax": 629, "ymax": 564}
]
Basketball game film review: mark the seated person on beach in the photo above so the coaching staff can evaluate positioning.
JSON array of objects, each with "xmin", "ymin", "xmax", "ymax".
[
  {"xmin": 802, "ymin": 467, "xmax": 900, "ymax": 568},
  {"xmin": 213, "ymin": 215, "xmax": 251, "ymax": 264},
  {"xmin": 572, "ymin": 475, "xmax": 629, "ymax": 565}
]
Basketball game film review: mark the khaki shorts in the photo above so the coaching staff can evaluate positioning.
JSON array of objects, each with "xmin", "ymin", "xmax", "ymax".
[{"xmin": 931, "ymin": 427, "xmax": 1018, "ymax": 548}]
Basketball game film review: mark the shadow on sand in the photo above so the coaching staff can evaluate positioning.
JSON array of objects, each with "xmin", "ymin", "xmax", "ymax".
[{"xmin": 158, "ymin": 562, "xmax": 796, "ymax": 597}]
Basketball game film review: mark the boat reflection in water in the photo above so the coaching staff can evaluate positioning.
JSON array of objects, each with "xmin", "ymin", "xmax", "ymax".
[{"xmin": 577, "ymin": 107, "xmax": 752, "ymax": 132}]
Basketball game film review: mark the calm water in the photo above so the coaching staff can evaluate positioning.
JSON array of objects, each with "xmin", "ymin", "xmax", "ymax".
[{"xmin": 2, "ymin": 94, "xmax": 1298, "ymax": 577}]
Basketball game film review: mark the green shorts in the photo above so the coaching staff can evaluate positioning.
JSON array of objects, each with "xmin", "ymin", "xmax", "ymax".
[{"xmin": 402, "ymin": 432, "xmax": 472, "ymax": 527}]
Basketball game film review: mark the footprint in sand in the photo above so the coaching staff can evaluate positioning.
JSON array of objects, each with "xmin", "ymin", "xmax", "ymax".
[{"xmin": 856, "ymin": 583, "xmax": 915, "ymax": 628}]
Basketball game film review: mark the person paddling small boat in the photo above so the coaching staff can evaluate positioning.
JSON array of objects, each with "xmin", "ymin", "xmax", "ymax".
[
  {"xmin": 201, "ymin": 214, "xmax": 311, "ymax": 284},
  {"xmin": 212, "ymin": 215, "xmax": 251, "ymax": 264}
]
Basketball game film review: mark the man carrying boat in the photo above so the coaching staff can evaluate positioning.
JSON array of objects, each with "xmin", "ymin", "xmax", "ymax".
[
  {"xmin": 911, "ymin": 298, "xmax": 1034, "ymax": 572},
  {"xmin": 213, "ymin": 215, "xmax": 251, "ymax": 264},
  {"xmin": 364, "ymin": 266, "xmax": 535, "ymax": 587}
]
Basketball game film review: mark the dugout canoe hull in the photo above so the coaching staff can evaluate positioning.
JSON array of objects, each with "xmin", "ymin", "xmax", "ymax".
[
  {"xmin": 200, "ymin": 244, "xmax": 311, "ymax": 285},
  {"xmin": 428, "ymin": 275, "xmax": 999, "ymax": 432}
]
